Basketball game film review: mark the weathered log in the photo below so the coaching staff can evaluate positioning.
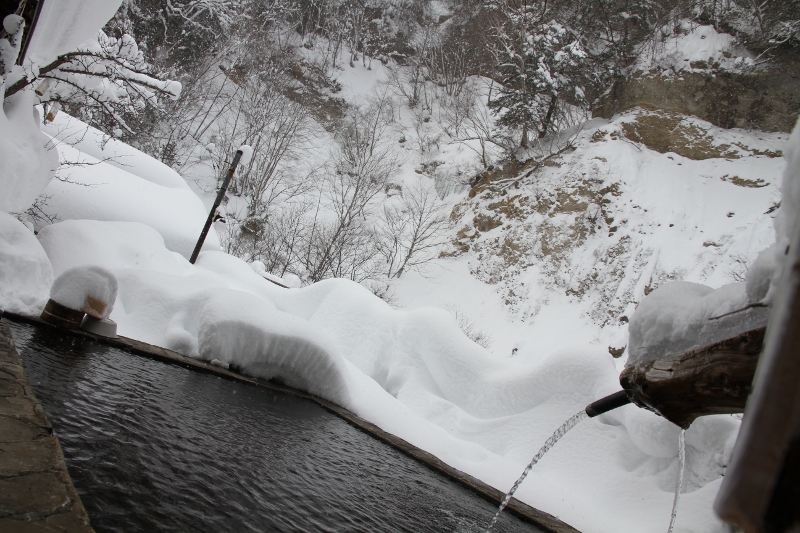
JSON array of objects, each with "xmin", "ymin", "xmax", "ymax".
[
  {"xmin": 620, "ymin": 327, "xmax": 766, "ymax": 429},
  {"xmin": 40, "ymin": 299, "xmax": 85, "ymax": 329}
]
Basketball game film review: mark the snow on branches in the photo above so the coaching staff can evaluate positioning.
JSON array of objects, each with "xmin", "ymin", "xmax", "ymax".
[
  {"xmin": 165, "ymin": 0, "xmax": 238, "ymax": 33},
  {"xmin": 485, "ymin": 0, "xmax": 592, "ymax": 147},
  {"xmin": 2, "ymin": 28, "xmax": 181, "ymax": 133}
]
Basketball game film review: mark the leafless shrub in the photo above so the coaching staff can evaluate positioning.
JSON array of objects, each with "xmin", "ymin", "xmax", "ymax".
[
  {"xmin": 726, "ymin": 254, "xmax": 751, "ymax": 282},
  {"xmin": 378, "ymin": 180, "xmax": 448, "ymax": 278},
  {"xmin": 446, "ymin": 305, "xmax": 493, "ymax": 349},
  {"xmin": 300, "ymin": 95, "xmax": 401, "ymax": 283}
]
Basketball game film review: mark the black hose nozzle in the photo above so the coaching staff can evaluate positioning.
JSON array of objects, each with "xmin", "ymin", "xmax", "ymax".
[{"xmin": 585, "ymin": 390, "xmax": 632, "ymax": 418}]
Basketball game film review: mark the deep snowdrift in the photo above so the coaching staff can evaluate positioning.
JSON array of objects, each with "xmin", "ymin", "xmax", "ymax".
[
  {"xmin": 38, "ymin": 113, "xmax": 220, "ymax": 258},
  {"xmin": 0, "ymin": 211, "xmax": 52, "ymax": 315}
]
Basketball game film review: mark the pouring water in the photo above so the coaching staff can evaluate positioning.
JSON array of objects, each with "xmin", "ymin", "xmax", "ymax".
[{"xmin": 484, "ymin": 410, "xmax": 588, "ymax": 532}]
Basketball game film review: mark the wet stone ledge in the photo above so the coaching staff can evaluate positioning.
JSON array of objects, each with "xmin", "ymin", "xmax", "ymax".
[{"xmin": 0, "ymin": 322, "xmax": 94, "ymax": 533}]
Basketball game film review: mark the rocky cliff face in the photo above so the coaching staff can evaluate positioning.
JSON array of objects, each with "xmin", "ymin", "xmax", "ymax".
[{"xmin": 595, "ymin": 52, "xmax": 800, "ymax": 133}]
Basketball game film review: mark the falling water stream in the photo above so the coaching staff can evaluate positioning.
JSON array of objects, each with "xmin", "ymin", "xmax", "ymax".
[
  {"xmin": 485, "ymin": 410, "xmax": 589, "ymax": 532},
  {"xmin": 667, "ymin": 429, "xmax": 687, "ymax": 533}
]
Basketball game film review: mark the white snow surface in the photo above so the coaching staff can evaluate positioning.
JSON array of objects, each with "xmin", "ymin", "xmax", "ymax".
[
  {"xmin": 24, "ymin": 0, "xmax": 123, "ymax": 67},
  {"xmin": 49, "ymin": 265, "xmax": 118, "ymax": 318},
  {"xmin": 237, "ymin": 144, "xmax": 253, "ymax": 166},
  {"xmin": 0, "ymin": 211, "xmax": 52, "ymax": 315},
  {"xmin": 0, "ymin": 90, "xmax": 58, "ymax": 213},
  {"xmin": 38, "ymin": 114, "xmax": 220, "ymax": 258},
  {"xmin": 1, "ymin": 58, "xmax": 792, "ymax": 533},
  {"xmin": 43, "ymin": 112, "xmax": 191, "ymax": 190},
  {"xmin": 637, "ymin": 22, "xmax": 750, "ymax": 73}
]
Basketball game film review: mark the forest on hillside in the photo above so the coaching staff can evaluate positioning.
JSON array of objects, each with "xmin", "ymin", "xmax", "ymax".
[{"xmin": 12, "ymin": 0, "xmax": 799, "ymax": 290}]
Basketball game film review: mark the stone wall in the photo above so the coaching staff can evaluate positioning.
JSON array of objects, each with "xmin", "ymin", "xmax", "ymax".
[{"xmin": 0, "ymin": 321, "xmax": 94, "ymax": 533}]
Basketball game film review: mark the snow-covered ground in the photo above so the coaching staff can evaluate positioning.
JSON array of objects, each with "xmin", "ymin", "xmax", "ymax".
[{"xmin": 1, "ymin": 41, "xmax": 797, "ymax": 533}]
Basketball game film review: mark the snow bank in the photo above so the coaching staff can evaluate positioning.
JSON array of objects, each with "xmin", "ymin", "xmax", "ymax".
[
  {"xmin": 43, "ymin": 113, "xmax": 190, "ymax": 190},
  {"xmin": 197, "ymin": 289, "xmax": 352, "ymax": 403},
  {"xmin": 32, "ymin": 215, "xmax": 740, "ymax": 532},
  {"xmin": 49, "ymin": 266, "xmax": 118, "ymax": 318},
  {"xmin": 0, "ymin": 90, "xmax": 58, "ymax": 213},
  {"xmin": 0, "ymin": 211, "xmax": 53, "ymax": 315},
  {"xmin": 37, "ymin": 219, "xmax": 191, "ymax": 277},
  {"xmin": 38, "ymin": 138, "xmax": 219, "ymax": 258}
]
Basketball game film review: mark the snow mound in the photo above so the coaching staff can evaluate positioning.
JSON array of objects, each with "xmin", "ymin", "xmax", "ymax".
[
  {"xmin": 0, "ymin": 90, "xmax": 58, "ymax": 213},
  {"xmin": 197, "ymin": 289, "xmax": 352, "ymax": 404},
  {"xmin": 43, "ymin": 113, "xmax": 190, "ymax": 190},
  {"xmin": 50, "ymin": 265, "xmax": 118, "ymax": 318},
  {"xmin": 0, "ymin": 211, "xmax": 53, "ymax": 315},
  {"xmin": 38, "ymin": 138, "xmax": 219, "ymax": 258},
  {"xmin": 37, "ymin": 219, "xmax": 191, "ymax": 277}
]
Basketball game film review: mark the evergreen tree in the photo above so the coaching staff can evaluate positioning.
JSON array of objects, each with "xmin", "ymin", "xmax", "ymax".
[{"xmin": 485, "ymin": 0, "xmax": 591, "ymax": 147}]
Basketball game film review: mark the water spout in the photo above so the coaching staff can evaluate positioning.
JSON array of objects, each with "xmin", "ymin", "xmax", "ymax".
[
  {"xmin": 585, "ymin": 390, "xmax": 631, "ymax": 418},
  {"xmin": 485, "ymin": 410, "xmax": 588, "ymax": 532}
]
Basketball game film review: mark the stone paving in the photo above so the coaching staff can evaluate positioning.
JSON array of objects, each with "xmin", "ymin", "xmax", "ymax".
[{"xmin": 0, "ymin": 321, "xmax": 94, "ymax": 533}]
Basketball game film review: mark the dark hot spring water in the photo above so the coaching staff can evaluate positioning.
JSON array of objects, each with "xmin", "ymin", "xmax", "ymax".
[{"xmin": 6, "ymin": 319, "xmax": 543, "ymax": 533}]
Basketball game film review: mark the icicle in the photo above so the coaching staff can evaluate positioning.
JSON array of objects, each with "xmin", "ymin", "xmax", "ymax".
[{"xmin": 667, "ymin": 429, "xmax": 686, "ymax": 533}]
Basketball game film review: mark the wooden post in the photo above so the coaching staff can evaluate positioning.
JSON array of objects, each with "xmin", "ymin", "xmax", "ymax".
[
  {"xmin": 189, "ymin": 149, "xmax": 242, "ymax": 264},
  {"xmin": 14, "ymin": 0, "xmax": 44, "ymax": 65},
  {"xmin": 714, "ymin": 219, "xmax": 800, "ymax": 533}
]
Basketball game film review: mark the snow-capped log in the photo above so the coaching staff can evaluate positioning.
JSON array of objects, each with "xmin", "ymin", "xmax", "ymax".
[
  {"xmin": 620, "ymin": 326, "xmax": 765, "ymax": 429},
  {"xmin": 49, "ymin": 265, "xmax": 118, "ymax": 319}
]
